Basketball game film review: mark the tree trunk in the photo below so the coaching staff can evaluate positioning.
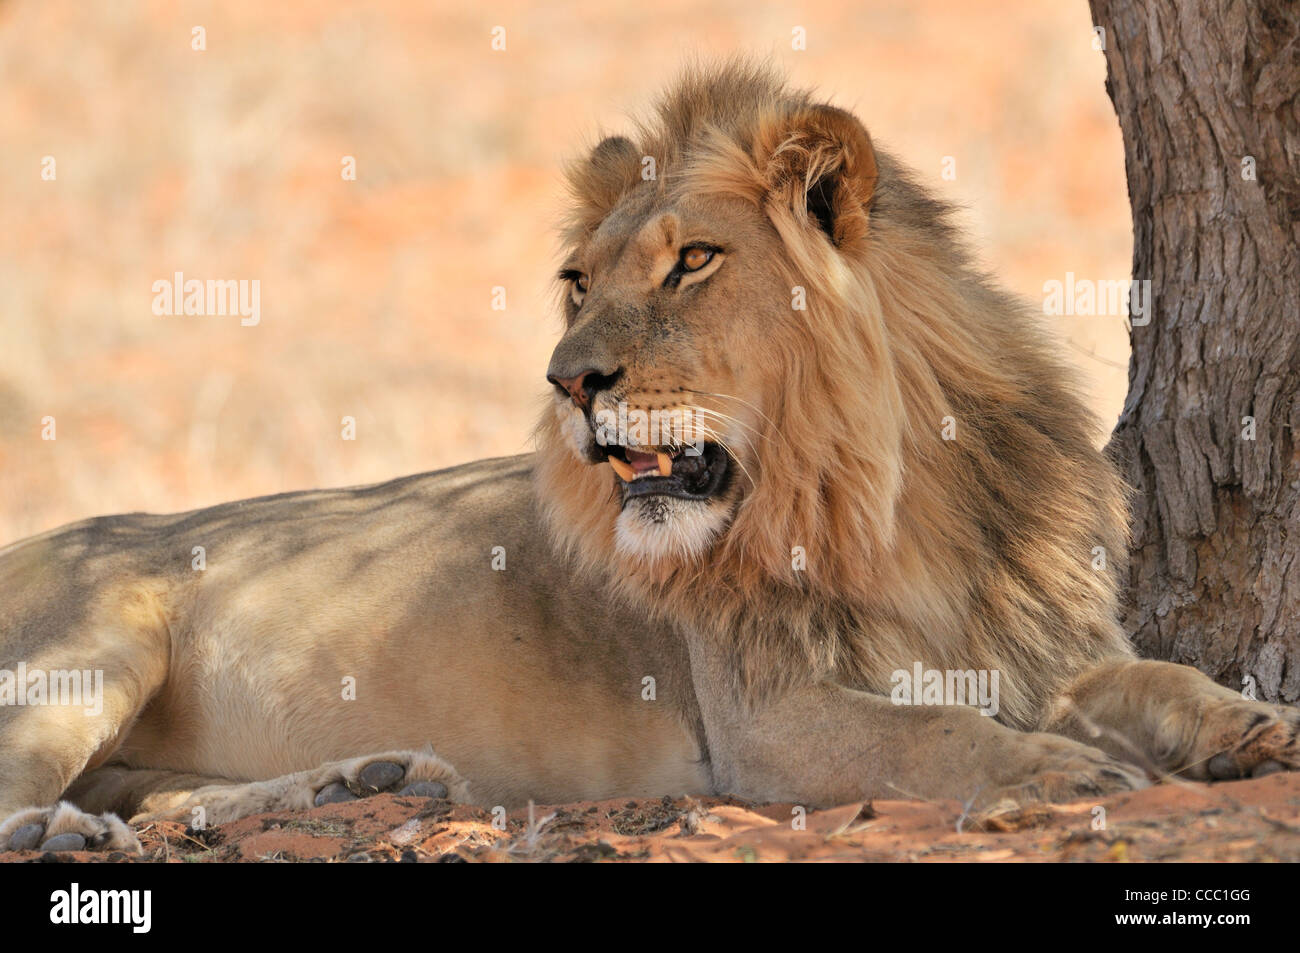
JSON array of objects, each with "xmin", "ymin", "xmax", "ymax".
[{"xmin": 1088, "ymin": 0, "xmax": 1300, "ymax": 702}]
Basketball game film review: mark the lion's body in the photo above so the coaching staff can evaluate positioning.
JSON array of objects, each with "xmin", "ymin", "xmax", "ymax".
[
  {"xmin": 0, "ymin": 457, "xmax": 706, "ymax": 816},
  {"xmin": 2, "ymin": 61, "xmax": 1298, "ymax": 851}
]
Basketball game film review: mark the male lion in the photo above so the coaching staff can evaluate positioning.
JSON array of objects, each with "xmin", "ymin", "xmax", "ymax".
[{"xmin": 2, "ymin": 61, "xmax": 1298, "ymax": 854}]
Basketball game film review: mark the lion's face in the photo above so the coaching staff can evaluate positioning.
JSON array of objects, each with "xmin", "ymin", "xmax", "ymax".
[
  {"xmin": 539, "ymin": 75, "xmax": 894, "ymax": 579},
  {"xmin": 546, "ymin": 182, "xmax": 790, "ymax": 562}
]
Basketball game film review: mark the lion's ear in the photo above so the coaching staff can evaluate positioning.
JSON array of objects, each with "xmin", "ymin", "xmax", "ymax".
[
  {"xmin": 762, "ymin": 104, "xmax": 878, "ymax": 248},
  {"xmin": 565, "ymin": 135, "xmax": 642, "ymax": 231}
]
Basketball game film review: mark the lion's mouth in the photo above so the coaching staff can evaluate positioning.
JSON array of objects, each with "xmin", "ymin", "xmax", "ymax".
[{"xmin": 597, "ymin": 442, "xmax": 730, "ymax": 501}]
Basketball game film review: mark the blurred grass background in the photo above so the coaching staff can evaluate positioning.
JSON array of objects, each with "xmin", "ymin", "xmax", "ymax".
[{"xmin": 0, "ymin": 0, "xmax": 1131, "ymax": 542}]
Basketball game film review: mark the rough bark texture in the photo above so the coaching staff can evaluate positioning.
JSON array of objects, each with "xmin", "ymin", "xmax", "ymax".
[{"xmin": 1089, "ymin": 0, "xmax": 1300, "ymax": 701}]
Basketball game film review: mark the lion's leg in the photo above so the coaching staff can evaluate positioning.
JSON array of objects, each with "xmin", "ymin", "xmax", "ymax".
[
  {"xmin": 1043, "ymin": 659, "xmax": 1300, "ymax": 780},
  {"xmin": 0, "ymin": 762, "xmax": 195, "ymax": 854},
  {"xmin": 1, "ymin": 749, "xmax": 470, "ymax": 855},
  {"xmin": 0, "ymin": 588, "xmax": 170, "ymax": 854},
  {"xmin": 125, "ymin": 748, "xmax": 472, "ymax": 827},
  {"xmin": 686, "ymin": 642, "xmax": 1147, "ymax": 807},
  {"xmin": 701, "ymin": 681, "xmax": 1149, "ymax": 807},
  {"xmin": 64, "ymin": 765, "xmax": 237, "ymax": 823},
  {"xmin": 0, "ymin": 654, "xmax": 166, "ymax": 819}
]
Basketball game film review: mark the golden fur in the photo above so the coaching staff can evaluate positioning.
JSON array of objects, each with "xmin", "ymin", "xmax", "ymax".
[
  {"xmin": 1, "ymin": 60, "xmax": 1298, "ymax": 854},
  {"xmin": 538, "ymin": 60, "xmax": 1131, "ymax": 727}
]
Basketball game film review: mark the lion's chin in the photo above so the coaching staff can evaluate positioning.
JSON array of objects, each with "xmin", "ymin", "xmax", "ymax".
[{"xmin": 613, "ymin": 496, "xmax": 731, "ymax": 563}]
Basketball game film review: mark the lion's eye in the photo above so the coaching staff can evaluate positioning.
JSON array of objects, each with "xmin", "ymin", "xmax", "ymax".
[
  {"xmin": 681, "ymin": 247, "xmax": 713, "ymax": 271},
  {"xmin": 559, "ymin": 270, "xmax": 589, "ymax": 307}
]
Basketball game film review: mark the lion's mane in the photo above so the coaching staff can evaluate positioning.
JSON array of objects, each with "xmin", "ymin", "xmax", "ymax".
[{"xmin": 535, "ymin": 60, "xmax": 1131, "ymax": 729}]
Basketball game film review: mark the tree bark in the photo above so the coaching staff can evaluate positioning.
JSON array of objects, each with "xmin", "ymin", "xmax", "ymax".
[{"xmin": 1089, "ymin": 0, "xmax": 1300, "ymax": 701}]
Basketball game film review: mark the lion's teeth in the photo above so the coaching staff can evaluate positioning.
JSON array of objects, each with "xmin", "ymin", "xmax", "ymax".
[
  {"xmin": 609, "ymin": 456, "xmax": 635, "ymax": 482},
  {"xmin": 657, "ymin": 452, "xmax": 673, "ymax": 477}
]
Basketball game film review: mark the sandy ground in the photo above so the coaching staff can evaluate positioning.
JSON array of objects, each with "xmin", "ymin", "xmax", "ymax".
[{"xmin": 5, "ymin": 773, "xmax": 1299, "ymax": 864}]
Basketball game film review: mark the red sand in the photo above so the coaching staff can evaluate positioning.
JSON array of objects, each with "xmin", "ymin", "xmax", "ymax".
[{"xmin": 6, "ymin": 773, "xmax": 1298, "ymax": 863}]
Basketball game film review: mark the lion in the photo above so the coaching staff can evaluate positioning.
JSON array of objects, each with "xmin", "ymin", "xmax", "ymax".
[{"xmin": 2, "ymin": 60, "xmax": 1298, "ymax": 855}]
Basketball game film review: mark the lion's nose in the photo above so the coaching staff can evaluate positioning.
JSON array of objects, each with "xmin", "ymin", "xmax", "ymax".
[
  {"xmin": 546, "ymin": 367, "xmax": 623, "ymax": 410},
  {"xmin": 549, "ymin": 371, "xmax": 593, "ymax": 408}
]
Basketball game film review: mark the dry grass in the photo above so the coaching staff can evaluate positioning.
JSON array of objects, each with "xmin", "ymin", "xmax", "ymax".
[{"xmin": 0, "ymin": 0, "xmax": 1130, "ymax": 541}]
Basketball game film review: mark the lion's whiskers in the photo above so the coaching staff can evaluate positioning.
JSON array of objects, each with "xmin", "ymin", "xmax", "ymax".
[
  {"xmin": 688, "ymin": 409, "xmax": 758, "ymax": 491},
  {"xmin": 682, "ymin": 388, "xmax": 787, "ymax": 448}
]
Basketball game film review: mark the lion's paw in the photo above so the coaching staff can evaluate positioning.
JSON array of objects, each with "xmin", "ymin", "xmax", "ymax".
[
  {"xmin": 309, "ymin": 749, "xmax": 470, "ymax": 807},
  {"xmin": 140, "ymin": 747, "xmax": 472, "ymax": 827},
  {"xmin": 1169, "ymin": 698, "xmax": 1300, "ymax": 781},
  {"xmin": 992, "ymin": 735, "xmax": 1149, "ymax": 805},
  {"xmin": 0, "ymin": 801, "xmax": 141, "ymax": 854}
]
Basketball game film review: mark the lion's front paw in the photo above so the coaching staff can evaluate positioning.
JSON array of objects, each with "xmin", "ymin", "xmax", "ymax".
[
  {"xmin": 0, "ymin": 802, "xmax": 141, "ymax": 855},
  {"xmin": 992, "ymin": 735, "xmax": 1149, "ymax": 805},
  {"xmin": 1169, "ymin": 698, "xmax": 1300, "ymax": 781},
  {"xmin": 309, "ymin": 749, "xmax": 470, "ymax": 807}
]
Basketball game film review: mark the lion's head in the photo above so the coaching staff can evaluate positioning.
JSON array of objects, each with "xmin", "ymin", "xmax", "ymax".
[
  {"xmin": 538, "ymin": 62, "xmax": 900, "ymax": 570},
  {"xmin": 535, "ymin": 60, "xmax": 1129, "ymax": 723}
]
